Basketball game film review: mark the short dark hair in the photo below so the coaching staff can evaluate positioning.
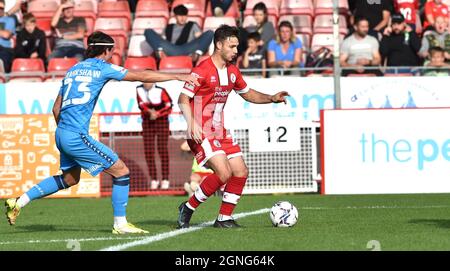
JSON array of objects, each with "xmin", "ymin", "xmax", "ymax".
[
  {"xmin": 430, "ymin": 46, "xmax": 445, "ymax": 56},
  {"xmin": 354, "ymin": 16, "xmax": 369, "ymax": 25},
  {"xmin": 173, "ymin": 4, "xmax": 188, "ymax": 16},
  {"xmin": 85, "ymin": 31, "xmax": 115, "ymax": 58},
  {"xmin": 247, "ymin": 32, "xmax": 261, "ymax": 42},
  {"xmin": 253, "ymin": 2, "xmax": 267, "ymax": 14},
  {"xmin": 214, "ymin": 24, "xmax": 240, "ymax": 49},
  {"xmin": 23, "ymin": 13, "xmax": 36, "ymax": 24}
]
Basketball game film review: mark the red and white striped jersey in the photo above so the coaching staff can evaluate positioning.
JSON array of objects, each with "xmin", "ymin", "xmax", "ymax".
[
  {"xmin": 136, "ymin": 84, "xmax": 172, "ymax": 119},
  {"xmin": 181, "ymin": 57, "xmax": 249, "ymax": 139}
]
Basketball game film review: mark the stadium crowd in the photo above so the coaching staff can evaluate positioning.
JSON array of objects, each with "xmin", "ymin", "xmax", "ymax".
[{"xmin": 1, "ymin": 0, "xmax": 450, "ymax": 81}]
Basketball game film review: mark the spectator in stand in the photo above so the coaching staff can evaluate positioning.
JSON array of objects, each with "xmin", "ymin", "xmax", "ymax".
[
  {"xmin": 267, "ymin": 21, "xmax": 303, "ymax": 75},
  {"xmin": 423, "ymin": 0, "xmax": 449, "ymax": 31},
  {"xmin": 144, "ymin": 4, "xmax": 214, "ymax": 62},
  {"xmin": 211, "ymin": 0, "xmax": 234, "ymax": 17},
  {"xmin": 0, "ymin": 0, "xmax": 15, "ymax": 72},
  {"xmin": 393, "ymin": 0, "xmax": 420, "ymax": 31},
  {"xmin": 241, "ymin": 32, "xmax": 266, "ymax": 77},
  {"xmin": 422, "ymin": 46, "xmax": 450, "ymax": 75},
  {"xmin": 380, "ymin": 13, "xmax": 421, "ymax": 72},
  {"xmin": 340, "ymin": 17, "xmax": 382, "ymax": 76},
  {"xmin": 48, "ymin": 0, "xmax": 86, "ymax": 61},
  {"xmin": 136, "ymin": 81, "xmax": 173, "ymax": 190},
  {"xmin": 350, "ymin": 0, "xmax": 394, "ymax": 39},
  {"xmin": 4, "ymin": 0, "xmax": 24, "ymax": 26},
  {"xmin": 14, "ymin": 13, "xmax": 46, "ymax": 65},
  {"xmin": 244, "ymin": 2, "xmax": 275, "ymax": 49},
  {"xmin": 419, "ymin": 16, "xmax": 450, "ymax": 63}
]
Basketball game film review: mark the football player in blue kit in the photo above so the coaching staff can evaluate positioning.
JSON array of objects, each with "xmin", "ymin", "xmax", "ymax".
[{"xmin": 5, "ymin": 31, "xmax": 199, "ymax": 234}]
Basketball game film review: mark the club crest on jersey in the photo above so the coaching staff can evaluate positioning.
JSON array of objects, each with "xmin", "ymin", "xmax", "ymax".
[
  {"xmin": 213, "ymin": 140, "xmax": 221, "ymax": 148},
  {"xmin": 230, "ymin": 73, "xmax": 236, "ymax": 83},
  {"xmin": 211, "ymin": 76, "xmax": 216, "ymax": 83}
]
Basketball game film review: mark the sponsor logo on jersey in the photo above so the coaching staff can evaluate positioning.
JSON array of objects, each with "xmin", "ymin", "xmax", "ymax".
[{"xmin": 230, "ymin": 73, "xmax": 236, "ymax": 83}]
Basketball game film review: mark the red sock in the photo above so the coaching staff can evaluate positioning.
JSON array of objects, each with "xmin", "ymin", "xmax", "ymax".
[
  {"xmin": 188, "ymin": 174, "xmax": 223, "ymax": 209},
  {"xmin": 219, "ymin": 176, "xmax": 247, "ymax": 216}
]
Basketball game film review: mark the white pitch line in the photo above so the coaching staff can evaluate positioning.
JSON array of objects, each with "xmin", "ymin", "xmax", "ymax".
[
  {"xmin": 99, "ymin": 208, "xmax": 271, "ymax": 251},
  {"xmin": 0, "ymin": 236, "xmax": 144, "ymax": 246}
]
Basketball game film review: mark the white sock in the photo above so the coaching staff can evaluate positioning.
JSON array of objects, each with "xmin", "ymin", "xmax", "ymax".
[
  {"xmin": 185, "ymin": 202, "xmax": 196, "ymax": 211},
  {"xmin": 217, "ymin": 214, "xmax": 233, "ymax": 222},
  {"xmin": 16, "ymin": 194, "xmax": 30, "ymax": 208},
  {"xmin": 114, "ymin": 216, "xmax": 128, "ymax": 227}
]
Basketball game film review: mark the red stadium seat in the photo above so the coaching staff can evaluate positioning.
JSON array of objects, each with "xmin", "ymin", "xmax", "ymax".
[
  {"xmin": 35, "ymin": 18, "xmax": 52, "ymax": 37},
  {"xmin": 98, "ymin": 1, "xmax": 131, "ymax": 30},
  {"xmin": 279, "ymin": 0, "xmax": 314, "ymax": 17},
  {"xmin": 171, "ymin": 0, "xmax": 205, "ymax": 19},
  {"xmin": 203, "ymin": 17, "xmax": 237, "ymax": 32},
  {"xmin": 74, "ymin": 0, "xmax": 98, "ymax": 13},
  {"xmin": 94, "ymin": 18, "xmax": 128, "ymax": 50},
  {"xmin": 244, "ymin": 0, "xmax": 280, "ymax": 17},
  {"xmin": 124, "ymin": 57, "xmax": 157, "ymax": 71},
  {"xmin": 195, "ymin": 54, "xmax": 210, "ymax": 66},
  {"xmin": 10, "ymin": 58, "xmax": 46, "ymax": 82},
  {"xmin": 313, "ymin": 14, "xmax": 348, "ymax": 35},
  {"xmin": 47, "ymin": 57, "xmax": 79, "ymax": 81},
  {"xmin": 205, "ymin": 0, "xmax": 240, "ymax": 17},
  {"xmin": 279, "ymin": 15, "xmax": 312, "ymax": 35},
  {"xmin": 311, "ymin": 33, "xmax": 344, "ymax": 52},
  {"xmin": 27, "ymin": 0, "xmax": 60, "ymax": 20},
  {"xmin": 159, "ymin": 56, "xmax": 193, "ymax": 72},
  {"xmin": 73, "ymin": 0, "xmax": 97, "ymax": 36},
  {"xmin": 314, "ymin": 0, "xmax": 349, "ymax": 15},
  {"xmin": 135, "ymin": 0, "xmax": 169, "ymax": 19},
  {"xmin": 127, "ymin": 35, "xmax": 153, "ymax": 57},
  {"xmin": 132, "ymin": 17, "xmax": 167, "ymax": 35}
]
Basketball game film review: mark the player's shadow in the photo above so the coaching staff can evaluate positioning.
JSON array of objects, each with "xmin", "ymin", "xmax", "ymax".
[
  {"xmin": 1, "ymin": 224, "xmax": 111, "ymax": 234},
  {"xmin": 408, "ymin": 219, "xmax": 450, "ymax": 229}
]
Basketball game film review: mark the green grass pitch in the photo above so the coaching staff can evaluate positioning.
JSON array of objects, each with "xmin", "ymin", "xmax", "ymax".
[{"xmin": 1, "ymin": 193, "xmax": 450, "ymax": 251}]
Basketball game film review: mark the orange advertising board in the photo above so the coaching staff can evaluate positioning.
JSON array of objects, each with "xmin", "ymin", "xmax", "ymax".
[{"xmin": 0, "ymin": 114, "xmax": 100, "ymax": 198}]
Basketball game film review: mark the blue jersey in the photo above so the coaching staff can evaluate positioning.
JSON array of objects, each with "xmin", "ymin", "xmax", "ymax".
[{"xmin": 57, "ymin": 58, "xmax": 128, "ymax": 134}]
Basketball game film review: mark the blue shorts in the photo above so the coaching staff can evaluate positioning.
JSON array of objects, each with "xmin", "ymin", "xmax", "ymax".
[{"xmin": 55, "ymin": 127, "xmax": 118, "ymax": 176}]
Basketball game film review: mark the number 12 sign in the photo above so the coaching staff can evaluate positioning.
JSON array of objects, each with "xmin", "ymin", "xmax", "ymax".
[{"xmin": 248, "ymin": 121, "xmax": 301, "ymax": 152}]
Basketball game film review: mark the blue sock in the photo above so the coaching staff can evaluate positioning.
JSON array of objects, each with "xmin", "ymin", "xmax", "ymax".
[
  {"xmin": 112, "ymin": 175, "xmax": 130, "ymax": 217},
  {"xmin": 26, "ymin": 175, "xmax": 69, "ymax": 201}
]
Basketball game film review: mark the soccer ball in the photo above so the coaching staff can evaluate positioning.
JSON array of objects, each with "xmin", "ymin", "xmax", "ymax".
[{"xmin": 269, "ymin": 201, "xmax": 298, "ymax": 227}]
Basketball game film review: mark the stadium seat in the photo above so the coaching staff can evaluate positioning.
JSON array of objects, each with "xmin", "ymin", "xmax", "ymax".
[
  {"xmin": 132, "ymin": 17, "xmax": 167, "ymax": 35},
  {"xmin": 242, "ymin": 15, "xmax": 278, "ymax": 30},
  {"xmin": 10, "ymin": 58, "xmax": 46, "ymax": 82},
  {"xmin": 47, "ymin": 57, "xmax": 79, "ymax": 81},
  {"xmin": 74, "ymin": 0, "xmax": 98, "ymax": 13},
  {"xmin": 311, "ymin": 33, "xmax": 344, "ymax": 52},
  {"xmin": 244, "ymin": 0, "xmax": 280, "ymax": 17},
  {"xmin": 203, "ymin": 17, "xmax": 237, "ymax": 32},
  {"xmin": 205, "ymin": 0, "xmax": 240, "ymax": 17},
  {"xmin": 314, "ymin": 0, "xmax": 349, "ymax": 15},
  {"xmin": 195, "ymin": 54, "xmax": 210, "ymax": 66},
  {"xmin": 94, "ymin": 18, "xmax": 128, "ymax": 50},
  {"xmin": 124, "ymin": 56, "xmax": 157, "ymax": 71},
  {"xmin": 313, "ymin": 14, "xmax": 348, "ymax": 35},
  {"xmin": 36, "ymin": 18, "xmax": 52, "ymax": 37},
  {"xmin": 27, "ymin": 0, "xmax": 60, "ymax": 20},
  {"xmin": 135, "ymin": 0, "xmax": 169, "ymax": 19},
  {"xmin": 168, "ymin": 16, "xmax": 204, "ymax": 29},
  {"xmin": 296, "ymin": 33, "xmax": 311, "ymax": 51},
  {"xmin": 110, "ymin": 53, "xmax": 122, "ymax": 66},
  {"xmin": 171, "ymin": 0, "xmax": 205, "ymax": 19},
  {"xmin": 279, "ymin": 15, "xmax": 312, "ymax": 35},
  {"xmin": 159, "ymin": 56, "xmax": 193, "ymax": 72},
  {"xmin": 127, "ymin": 35, "xmax": 153, "ymax": 57},
  {"xmin": 73, "ymin": 0, "xmax": 97, "ymax": 36},
  {"xmin": 279, "ymin": 0, "xmax": 314, "ymax": 17},
  {"xmin": 98, "ymin": 1, "xmax": 131, "ymax": 30}
]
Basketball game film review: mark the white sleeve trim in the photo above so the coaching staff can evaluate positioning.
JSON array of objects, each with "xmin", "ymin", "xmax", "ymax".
[
  {"xmin": 234, "ymin": 85, "xmax": 250, "ymax": 94},
  {"xmin": 181, "ymin": 88, "xmax": 195, "ymax": 98}
]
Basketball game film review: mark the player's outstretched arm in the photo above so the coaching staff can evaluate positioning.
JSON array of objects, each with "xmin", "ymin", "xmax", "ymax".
[
  {"xmin": 123, "ymin": 70, "xmax": 200, "ymax": 86},
  {"xmin": 240, "ymin": 89, "xmax": 290, "ymax": 104},
  {"xmin": 52, "ymin": 94, "xmax": 63, "ymax": 124}
]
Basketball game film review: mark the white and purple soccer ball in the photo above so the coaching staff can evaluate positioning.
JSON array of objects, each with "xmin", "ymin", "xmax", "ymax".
[{"xmin": 270, "ymin": 201, "xmax": 298, "ymax": 227}]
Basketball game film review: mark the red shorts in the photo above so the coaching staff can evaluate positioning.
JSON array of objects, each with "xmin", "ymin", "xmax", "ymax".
[{"xmin": 187, "ymin": 135, "xmax": 242, "ymax": 167}]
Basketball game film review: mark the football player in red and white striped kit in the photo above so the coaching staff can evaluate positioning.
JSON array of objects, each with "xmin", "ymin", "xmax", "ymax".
[
  {"xmin": 177, "ymin": 25, "xmax": 289, "ymax": 228},
  {"xmin": 137, "ymin": 82, "xmax": 172, "ymax": 190}
]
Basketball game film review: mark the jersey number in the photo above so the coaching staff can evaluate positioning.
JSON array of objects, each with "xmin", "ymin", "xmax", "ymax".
[{"xmin": 62, "ymin": 76, "xmax": 92, "ymax": 108}]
